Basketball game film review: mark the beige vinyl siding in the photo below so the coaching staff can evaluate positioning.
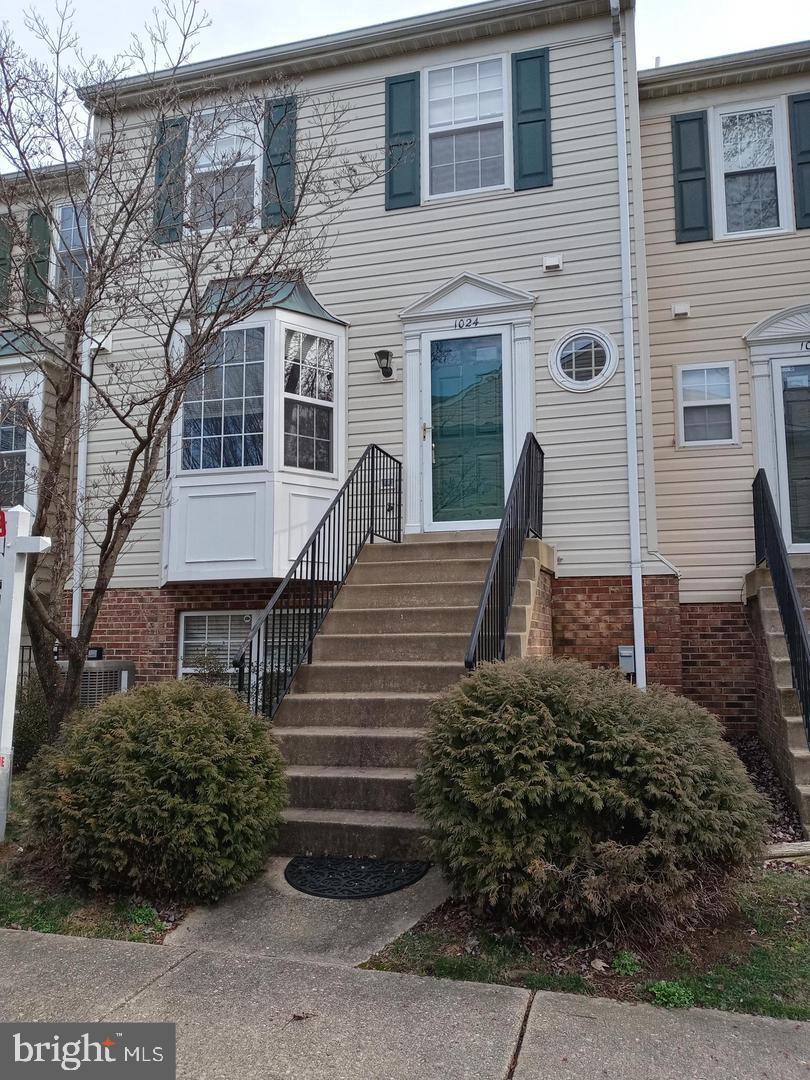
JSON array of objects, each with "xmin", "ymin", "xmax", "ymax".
[
  {"xmin": 640, "ymin": 76, "xmax": 810, "ymax": 603},
  {"xmin": 91, "ymin": 14, "xmax": 649, "ymax": 587}
]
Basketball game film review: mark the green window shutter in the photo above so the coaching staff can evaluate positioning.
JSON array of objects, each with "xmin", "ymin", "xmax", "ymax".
[
  {"xmin": 512, "ymin": 48, "xmax": 552, "ymax": 191},
  {"xmin": 154, "ymin": 116, "xmax": 188, "ymax": 244},
  {"xmin": 263, "ymin": 96, "xmax": 297, "ymax": 228},
  {"xmin": 671, "ymin": 111, "xmax": 712, "ymax": 243},
  {"xmin": 385, "ymin": 72, "xmax": 420, "ymax": 210},
  {"xmin": 789, "ymin": 93, "xmax": 810, "ymax": 230},
  {"xmin": 0, "ymin": 218, "xmax": 11, "ymax": 311},
  {"xmin": 25, "ymin": 211, "xmax": 50, "ymax": 310}
]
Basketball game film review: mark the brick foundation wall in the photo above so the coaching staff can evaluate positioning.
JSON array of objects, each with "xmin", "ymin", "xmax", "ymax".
[
  {"xmin": 680, "ymin": 602, "xmax": 757, "ymax": 735},
  {"xmin": 551, "ymin": 575, "xmax": 682, "ymax": 691},
  {"xmin": 70, "ymin": 581, "xmax": 279, "ymax": 683},
  {"xmin": 526, "ymin": 569, "xmax": 553, "ymax": 657}
]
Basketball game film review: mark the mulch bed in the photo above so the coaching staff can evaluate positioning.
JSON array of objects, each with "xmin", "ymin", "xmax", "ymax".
[{"xmin": 731, "ymin": 734, "xmax": 804, "ymax": 844}]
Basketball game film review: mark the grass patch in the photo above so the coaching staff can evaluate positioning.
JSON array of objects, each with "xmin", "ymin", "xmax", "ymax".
[
  {"xmin": 365, "ymin": 869, "xmax": 810, "ymax": 1020},
  {"xmin": 0, "ymin": 780, "xmax": 179, "ymax": 944}
]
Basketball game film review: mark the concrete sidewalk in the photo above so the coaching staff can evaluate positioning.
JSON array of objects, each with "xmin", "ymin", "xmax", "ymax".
[{"xmin": 2, "ymin": 929, "xmax": 808, "ymax": 1079}]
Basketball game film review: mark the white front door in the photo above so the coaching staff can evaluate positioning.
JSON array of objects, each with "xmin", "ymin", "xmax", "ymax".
[
  {"xmin": 419, "ymin": 327, "xmax": 513, "ymax": 531},
  {"xmin": 773, "ymin": 356, "xmax": 810, "ymax": 552}
]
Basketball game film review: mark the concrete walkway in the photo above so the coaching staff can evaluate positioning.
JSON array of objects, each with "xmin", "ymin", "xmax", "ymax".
[
  {"xmin": 2, "ymin": 929, "xmax": 808, "ymax": 1079},
  {"xmin": 165, "ymin": 858, "xmax": 449, "ymax": 965}
]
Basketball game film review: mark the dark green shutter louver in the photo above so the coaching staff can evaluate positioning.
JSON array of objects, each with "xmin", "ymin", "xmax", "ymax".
[
  {"xmin": 0, "ymin": 218, "xmax": 11, "ymax": 311},
  {"xmin": 385, "ymin": 72, "xmax": 420, "ymax": 210},
  {"xmin": 154, "ymin": 116, "xmax": 188, "ymax": 244},
  {"xmin": 263, "ymin": 96, "xmax": 297, "ymax": 227},
  {"xmin": 672, "ymin": 111, "xmax": 712, "ymax": 243},
  {"xmin": 789, "ymin": 93, "xmax": 810, "ymax": 230},
  {"xmin": 25, "ymin": 211, "xmax": 50, "ymax": 310},
  {"xmin": 512, "ymin": 48, "xmax": 552, "ymax": 191}
]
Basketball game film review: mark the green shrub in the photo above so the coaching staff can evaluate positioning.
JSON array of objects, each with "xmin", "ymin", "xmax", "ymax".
[
  {"xmin": 27, "ymin": 680, "xmax": 286, "ymax": 902},
  {"xmin": 13, "ymin": 676, "xmax": 50, "ymax": 772},
  {"xmin": 647, "ymin": 980, "xmax": 695, "ymax": 1009},
  {"xmin": 612, "ymin": 950, "xmax": 642, "ymax": 976},
  {"xmin": 415, "ymin": 658, "xmax": 768, "ymax": 935}
]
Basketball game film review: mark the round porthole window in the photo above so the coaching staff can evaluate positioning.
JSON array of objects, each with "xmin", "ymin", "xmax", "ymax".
[{"xmin": 549, "ymin": 328, "xmax": 618, "ymax": 392}]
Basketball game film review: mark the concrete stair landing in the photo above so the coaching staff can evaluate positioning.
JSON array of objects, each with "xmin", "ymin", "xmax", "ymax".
[{"xmin": 275, "ymin": 533, "xmax": 551, "ymax": 857}]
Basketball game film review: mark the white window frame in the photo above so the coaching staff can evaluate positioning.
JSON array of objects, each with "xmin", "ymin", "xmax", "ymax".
[
  {"xmin": 178, "ymin": 318, "xmax": 270, "ymax": 476},
  {"xmin": 421, "ymin": 53, "xmax": 513, "ymax": 203},
  {"xmin": 50, "ymin": 202, "xmax": 89, "ymax": 294},
  {"xmin": 274, "ymin": 314, "xmax": 341, "ymax": 482},
  {"xmin": 0, "ymin": 358, "xmax": 43, "ymax": 512},
  {"xmin": 177, "ymin": 609, "xmax": 256, "ymax": 680},
  {"xmin": 187, "ymin": 107, "xmax": 264, "ymax": 233},
  {"xmin": 676, "ymin": 360, "xmax": 740, "ymax": 449},
  {"xmin": 547, "ymin": 327, "xmax": 619, "ymax": 393},
  {"xmin": 708, "ymin": 97, "xmax": 795, "ymax": 241}
]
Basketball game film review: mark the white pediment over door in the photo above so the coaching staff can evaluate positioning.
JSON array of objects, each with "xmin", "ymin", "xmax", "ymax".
[
  {"xmin": 744, "ymin": 304, "xmax": 810, "ymax": 345},
  {"xmin": 399, "ymin": 272, "xmax": 536, "ymax": 322}
]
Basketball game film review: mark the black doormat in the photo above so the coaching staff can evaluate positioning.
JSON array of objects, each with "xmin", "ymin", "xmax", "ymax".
[{"xmin": 284, "ymin": 855, "xmax": 431, "ymax": 899}]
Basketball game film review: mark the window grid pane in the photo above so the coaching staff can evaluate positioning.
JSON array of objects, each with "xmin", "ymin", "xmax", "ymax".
[
  {"xmin": 683, "ymin": 404, "xmax": 733, "ymax": 443},
  {"xmin": 0, "ymin": 400, "xmax": 28, "ymax": 507},
  {"xmin": 430, "ymin": 125, "xmax": 504, "ymax": 195},
  {"xmin": 55, "ymin": 205, "xmax": 88, "ymax": 298},
  {"xmin": 559, "ymin": 337, "xmax": 608, "ymax": 383},
  {"xmin": 191, "ymin": 110, "xmax": 260, "ymax": 229},
  {"xmin": 720, "ymin": 108, "xmax": 780, "ymax": 233},
  {"xmin": 182, "ymin": 328, "xmax": 264, "ymax": 471},
  {"xmin": 283, "ymin": 329, "xmax": 335, "ymax": 474}
]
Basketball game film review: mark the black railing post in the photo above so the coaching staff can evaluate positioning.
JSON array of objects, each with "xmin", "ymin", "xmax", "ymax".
[{"xmin": 370, "ymin": 445, "xmax": 377, "ymax": 543}]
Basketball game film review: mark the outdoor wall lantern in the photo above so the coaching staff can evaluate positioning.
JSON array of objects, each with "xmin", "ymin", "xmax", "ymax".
[{"xmin": 375, "ymin": 349, "xmax": 394, "ymax": 379}]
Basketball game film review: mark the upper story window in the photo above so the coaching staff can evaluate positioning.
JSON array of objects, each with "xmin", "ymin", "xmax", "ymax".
[
  {"xmin": 54, "ymin": 205, "xmax": 88, "ymax": 298},
  {"xmin": 426, "ymin": 58, "xmax": 508, "ymax": 197},
  {"xmin": 283, "ymin": 329, "xmax": 334, "ymax": 472},
  {"xmin": 190, "ymin": 110, "xmax": 262, "ymax": 230},
  {"xmin": 710, "ymin": 101, "xmax": 793, "ymax": 238},
  {"xmin": 181, "ymin": 327, "xmax": 265, "ymax": 471},
  {"xmin": 677, "ymin": 362, "xmax": 738, "ymax": 447},
  {"xmin": 0, "ymin": 400, "xmax": 28, "ymax": 506}
]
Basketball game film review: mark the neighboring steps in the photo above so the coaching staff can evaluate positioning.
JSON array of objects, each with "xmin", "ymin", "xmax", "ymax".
[
  {"xmin": 747, "ymin": 564, "xmax": 810, "ymax": 838},
  {"xmin": 275, "ymin": 531, "xmax": 553, "ymax": 858}
]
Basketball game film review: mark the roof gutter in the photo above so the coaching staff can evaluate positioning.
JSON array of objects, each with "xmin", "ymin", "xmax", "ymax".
[
  {"xmin": 610, "ymin": 0, "xmax": 647, "ymax": 688},
  {"xmin": 83, "ymin": 0, "xmax": 632, "ymax": 104}
]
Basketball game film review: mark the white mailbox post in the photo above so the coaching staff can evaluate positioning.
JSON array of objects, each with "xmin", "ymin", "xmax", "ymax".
[{"xmin": 0, "ymin": 506, "xmax": 51, "ymax": 843}]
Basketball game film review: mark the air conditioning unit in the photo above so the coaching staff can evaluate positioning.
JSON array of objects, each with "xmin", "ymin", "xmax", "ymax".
[{"xmin": 56, "ymin": 660, "xmax": 135, "ymax": 708}]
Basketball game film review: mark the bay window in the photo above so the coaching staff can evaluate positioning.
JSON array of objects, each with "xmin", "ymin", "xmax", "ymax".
[{"xmin": 0, "ymin": 400, "xmax": 28, "ymax": 506}]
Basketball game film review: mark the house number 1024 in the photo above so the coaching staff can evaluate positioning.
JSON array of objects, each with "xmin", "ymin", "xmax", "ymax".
[
  {"xmin": 454, "ymin": 317, "xmax": 480, "ymax": 329},
  {"xmin": 800, "ymin": 341, "xmax": 810, "ymax": 351}
]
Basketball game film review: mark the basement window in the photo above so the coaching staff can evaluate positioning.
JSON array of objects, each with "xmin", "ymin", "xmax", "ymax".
[
  {"xmin": 178, "ymin": 611, "xmax": 255, "ymax": 685},
  {"xmin": 677, "ymin": 362, "xmax": 739, "ymax": 447}
]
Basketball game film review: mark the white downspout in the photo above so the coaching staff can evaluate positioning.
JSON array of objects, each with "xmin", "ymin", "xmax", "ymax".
[
  {"xmin": 70, "ymin": 325, "xmax": 91, "ymax": 636},
  {"xmin": 610, "ymin": 0, "xmax": 647, "ymax": 688}
]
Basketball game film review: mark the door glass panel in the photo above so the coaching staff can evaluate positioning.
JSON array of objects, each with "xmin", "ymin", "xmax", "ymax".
[
  {"xmin": 782, "ymin": 364, "xmax": 810, "ymax": 544},
  {"xmin": 430, "ymin": 335, "xmax": 504, "ymax": 523}
]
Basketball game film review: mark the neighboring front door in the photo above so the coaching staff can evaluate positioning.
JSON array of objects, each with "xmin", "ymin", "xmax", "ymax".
[
  {"xmin": 422, "ymin": 331, "xmax": 507, "ymax": 529},
  {"xmin": 774, "ymin": 358, "xmax": 810, "ymax": 551}
]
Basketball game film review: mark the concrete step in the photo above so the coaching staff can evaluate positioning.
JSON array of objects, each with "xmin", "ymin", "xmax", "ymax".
[
  {"xmin": 350, "ymin": 557, "xmax": 494, "ymax": 586},
  {"xmin": 361, "ymin": 540, "xmax": 494, "ymax": 563},
  {"xmin": 786, "ymin": 717, "xmax": 810, "ymax": 752},
  {"xmin": 278, "ymin": 807, "xmax": 427, "ymax": 858},
  {"xmin": 286, "ymin": 766, "xmax": 416, "ymax": 812},
  {"xmin": 758, "ymin": 584, "xmax": 810, "ymax": 612},
  {"xmin": 322, "ymin": 605, "xmax": 478, "ymax": 635},
  {"xmin": 766, "ymin": 631, "xmax": 789, "ymax": 659},
  {"xmin": 292, "ymin": 660, "xmax": 465, "ymax": 694},
  {"xmin": 276, "ymin": 726, "xmax": 422, "ymax": 767},
  {"xmin": 312, "ymin": 631, "xmax": 523, "ymax": 662},
  {"xmin": 797, "ymin": 787, "xmax": 810, "ymax": 838},
  {"xmin": 275, "ymin": 691, "xmax": 435, "ymax": 729},
  {"xmin": 335, "ymin": 579, "xmax": 531, "ymax": 610},
  {"xmin": 791, "ymin": 749, "xmax": 810, "ymax": 786}
]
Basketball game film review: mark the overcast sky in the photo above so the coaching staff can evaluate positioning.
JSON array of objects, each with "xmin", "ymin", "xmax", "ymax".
[{"xmin": 4, "ymin": 0, "xmax": 809, "ymax": 71}]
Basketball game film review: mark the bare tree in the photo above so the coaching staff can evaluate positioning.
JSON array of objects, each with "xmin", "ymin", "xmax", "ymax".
[{"xmin": 0, "ymin": 1, "xmax": 381, "ymax": 736}]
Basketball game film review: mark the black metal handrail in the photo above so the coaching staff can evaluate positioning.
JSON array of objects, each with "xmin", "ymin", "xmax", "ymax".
[
  {"xmin": 236, "ymin": 444, "xmax": 402, "ymax": 718},
  {"xmin": 753, "ymin": 468, "xmax": 810, "ymax": 747},
  {"xmin": 465, "ymin": 433, "xmax": 544, "ymax": 669}
]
